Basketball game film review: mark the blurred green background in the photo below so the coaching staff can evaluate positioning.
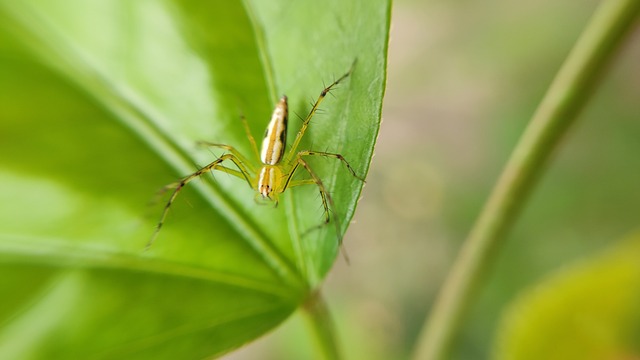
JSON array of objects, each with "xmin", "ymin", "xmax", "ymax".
[{"xmin": 227, "ymin": 0, "xmax": 640, "ymax": 358}]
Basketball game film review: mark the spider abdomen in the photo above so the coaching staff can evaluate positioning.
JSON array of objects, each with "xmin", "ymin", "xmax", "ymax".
[{"xmin": 260, "ymin": 96, "xmax": 288, "ymax": 165}]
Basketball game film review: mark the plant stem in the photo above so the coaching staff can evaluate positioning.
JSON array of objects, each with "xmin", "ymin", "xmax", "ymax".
[
  {"xmin": 413, "ymin": 1, "xmax": 640, "ymax": 359},
  {"xmin": 302, "ymin": 291, "xmax": 342, "ymax": 360}
]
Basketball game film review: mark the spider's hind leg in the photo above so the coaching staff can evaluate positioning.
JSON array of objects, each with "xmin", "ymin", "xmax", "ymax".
[
  {"xmin": 196, "ymin": 141, "xmax": 257, "ymax": 173},
  {"xmin": 283, "ymin": 157, "xmax": 350, "ymax": 262},
  {"xmin": 149, "ymin": 153, "xmax": 254, "ymax": 249},
  {"xmin": 288, "ymin": 149, "xmax": 365, "ymax": 241}
]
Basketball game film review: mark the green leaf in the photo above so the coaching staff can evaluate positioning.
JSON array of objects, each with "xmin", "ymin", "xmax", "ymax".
[
  {"xmin": 0, "ymin": 0, "xmax": 389, "ymax": 358},
  {"xmin": 493, "ymin": 233, "xmax": 640, "ymax": 360}
]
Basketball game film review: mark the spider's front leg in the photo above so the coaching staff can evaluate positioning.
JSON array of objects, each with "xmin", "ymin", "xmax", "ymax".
[{"xmin": 284, "ymin": 62, "xmax": 356, "ymax": 164}]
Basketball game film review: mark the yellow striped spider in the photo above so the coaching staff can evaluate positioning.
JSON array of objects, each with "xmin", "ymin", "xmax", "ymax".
[{"xmin": 149, "ymin": 66, "xmax": 364, "ymax": 249}]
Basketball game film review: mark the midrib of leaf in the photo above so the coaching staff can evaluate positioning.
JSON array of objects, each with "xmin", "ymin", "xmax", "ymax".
[{"xmin": 0, "ymin": 1, "xmax": 303, "ymax": 288}]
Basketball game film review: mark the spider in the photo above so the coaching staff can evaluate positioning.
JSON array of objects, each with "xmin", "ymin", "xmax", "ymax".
[{"xmin": 149, "ymin": 64, "xmax": 365, "ymax": 249}]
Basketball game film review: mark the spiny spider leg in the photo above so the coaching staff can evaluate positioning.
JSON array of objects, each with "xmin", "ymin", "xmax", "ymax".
[
  {"xmin": 148, "ymin": 153, "xmax": 254, "ymax": 249},
  {"xmin": 240, "ymin": 114, "xmax": 261, "ymax": 161},
  {"xmin": 287, "ymin": 179, "xmax": 316, "ymax": 187},
  {"xmin": 196, "ymin": 141, "xmax": 257, "ymax": 173},
  {"xmin": 283, "ymin": 157, "xmax": 351, "ymax": 262},
  {"xmin": 283, "ymin": 157, "xmax": 338, "ymax": 241},
  {"xmin": 297, "ymin": 150, "xmax": 366, "ymax": 182},
  {"xmin": 283, "ymin": 150, "xmax": 366, "ymax": 240},
  {"xmin": 285, "ymin": 62, "xmax": 356, "ymax": 164}
]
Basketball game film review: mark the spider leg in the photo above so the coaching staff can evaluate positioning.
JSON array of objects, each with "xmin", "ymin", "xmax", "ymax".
[
  {"xmin": 196, "ymin": 141, "xmax": 257, "ymax": 173},
  {"xmin": 148, "ymin": 165, "xmax": 248, "ymax": 218},
  {"xmin": 287, "ymin": 179, "xmax": 316, "ymax": 187},
  {"xmin": 283, "ymin": 157, "xmax": 343, "ymax": 242},
  {"xmin": 210, "ymin": 165, "xmax": 251, "ymax": 181},
  {"xmin": 284, "ymin": 62, "xmax": 356, "ymax": 164},
  {"xmin": 297, "ymin": 150, "xmax": 365, "ymax": 182},
  {"xmin": 283, "ymin": 157, "xmax": 350, "ymax": 262},
  {"xmin": 148, "ymin": 153, "xmax": 254, "ymax": 249},
  {"xmin": 239, "ymin": 114, "xmax": 261, "ymax": 161}
]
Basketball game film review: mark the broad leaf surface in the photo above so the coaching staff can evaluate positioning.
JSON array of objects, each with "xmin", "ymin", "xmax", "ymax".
[
  {"xmin": 0, "ymin": 0, "xmax": 389, "ymax": 358},
  {"xmin": 493, "ymin": 233, "xmax": 640, "ymax": 360}
]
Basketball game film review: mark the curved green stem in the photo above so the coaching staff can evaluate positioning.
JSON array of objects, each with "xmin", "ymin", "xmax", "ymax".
[
  {"xmin": 413, "ymin": 1, "xmax": 640, "ymax": 359},
  {"xmin": 302, "ymin": 291, "xmax": 342, "ymax": 360}
]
